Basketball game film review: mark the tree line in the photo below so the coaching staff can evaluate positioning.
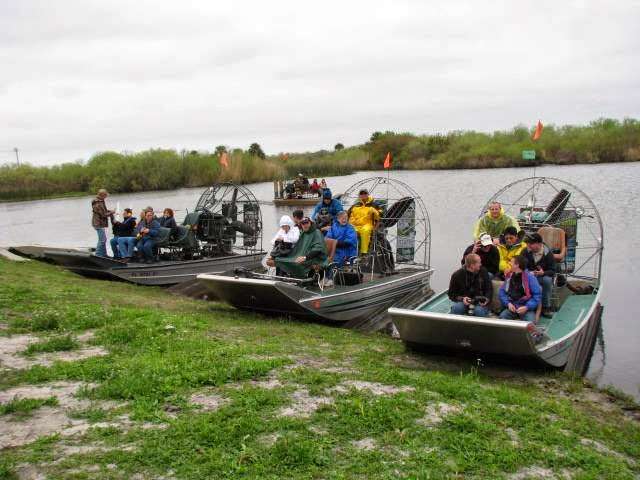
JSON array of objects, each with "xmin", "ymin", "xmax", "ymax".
[{"xmin": 1, "ymin": 118, "xmax": 638, "ymax": 201}]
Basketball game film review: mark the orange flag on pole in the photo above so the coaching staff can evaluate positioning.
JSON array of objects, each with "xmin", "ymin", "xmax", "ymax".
[
  {"xmin": 532, "ymin": 120, "xmax": 543, "ymax": 141},
  {"xmin": 219, "ymin": 151, "xmax": 229, "ymax": 169},
  {"xmin": 383, "ymin": 152, "xmax": 392, "ymax": 169}
]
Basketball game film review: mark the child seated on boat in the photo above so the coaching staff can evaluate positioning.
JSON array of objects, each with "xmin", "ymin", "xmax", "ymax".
[
  {"xmin": 448, "ymin": 253, "xmax": 492, "ymax": 317},
  {"xmin": 498, "ymin": 255, "xmax": 541, "ymax": 323},
  {"xmin": 274, "ymin": 217, "xmax": 328, "ymax": 278}
]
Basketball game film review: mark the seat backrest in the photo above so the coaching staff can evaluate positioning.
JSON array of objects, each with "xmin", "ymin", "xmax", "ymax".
[
  {"xmin": 324, "ymin": 238, "xmax": 337, "ymax": 263},
  {"xmin": 538, "ymin": 226, "xmax": 566, "ymax": 262}
]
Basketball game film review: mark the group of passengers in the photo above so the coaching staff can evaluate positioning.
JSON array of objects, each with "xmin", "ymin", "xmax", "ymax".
[
  {"xmin": 91, "ymin": 188, "xmax": 177, "ymax": 264},
  {"xmin": 265, "ymin": 188, "xmax": 381, "ymax": 282},
  {"xmin": 285, "ymin": 175, "xmax": 329, "ymax": 199},
  {"xmin": 448, "ymin": 201, "xmax": 556, "ymax": 322}
]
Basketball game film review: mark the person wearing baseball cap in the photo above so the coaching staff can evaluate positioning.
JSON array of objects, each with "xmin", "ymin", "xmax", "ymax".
[
  {"xmin": 461, "ymin": 232, "xmax": 500, "ymax": 278},
  {"xmin": 523, "ymin": 232, "xmax": 556, "ymax": 317},
  {"xmin": 347, "ymin": 189, "xmax": 380, "ymax": 254}
]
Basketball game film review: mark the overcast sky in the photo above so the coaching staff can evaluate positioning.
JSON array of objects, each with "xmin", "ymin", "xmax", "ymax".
[{"xmin": 1, "ymin": 0, "xmax": 639, "ymax": 166}]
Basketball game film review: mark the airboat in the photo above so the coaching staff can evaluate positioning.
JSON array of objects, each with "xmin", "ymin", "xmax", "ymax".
[
  {"xmin": 198, "ymin": 177, "xmax": 434, "ymax": 330},
  {"xmin": 389, "ymin": 177, "xmax": 604, "ymax": 371},
  {"xmin": 12, "ymin": 183, "xmax": 265, "ymax": 286}
]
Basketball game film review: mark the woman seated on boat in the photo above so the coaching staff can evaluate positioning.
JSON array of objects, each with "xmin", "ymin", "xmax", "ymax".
[
  {"xmin": 274, "ymin": 217, "xmax": 328, "ymax": 278},
  {"xmin": 110, "ymin": 208, "xmax": 136, "ymax": 259},
  {"xmin": 498, "ymin": 255, "xmax": 541, "ymax": 323},
  {"xmin": 348, "ymin": 189, "xmax": 380, "ymax": 254},
  {"xmin": 325, "ymin": 211, "xmax": 358, "ymax": 266},
  {"xmin": 473, "ymin": 201, "xmax": 520, "ymax": 244},
  {"xmin": 160, "ymin": 208, "xmax": 177, "ymax": 230},
  {"xmin": 448, "ymin": 253, "xmax": 492, "ymax": 317},
  {"xmin": 310, "ymin": 178, "xmax": 320, "ymax": 196},
  {"xmin": 135, "ymin": 209, "xmax": 162, "ymax": 263},
  {"xmin": 497, "ymin": 226, "xmax": 527, "ymax": 279},
  {"xmin": 311, "ymin": 189, "xmax": 344, "ymax": 234},
  {"xmin": 269, "ymin": 215, "xmax": 300, "ymax": 259}
]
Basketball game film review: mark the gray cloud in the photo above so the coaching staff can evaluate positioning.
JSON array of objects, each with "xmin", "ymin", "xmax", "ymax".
[{"xmin": 1, "ymin": 0, "xmax": 639, "ymax": 166}]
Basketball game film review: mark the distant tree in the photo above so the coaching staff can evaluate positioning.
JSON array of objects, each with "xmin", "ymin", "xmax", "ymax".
[
  {"xmin": 248, "ymin": 143, "xmax": 266, "ymax": 159},
  {"xmin": 369, "ymin": 131, "xmax": 383, "ymax": 142},
  {"xmin": 334, "ymin": 143, "xmax": 344, "ymax": 151},
  {"xmin": 214, "ymin": 145, "xmax": 227, "ymax": 156}
]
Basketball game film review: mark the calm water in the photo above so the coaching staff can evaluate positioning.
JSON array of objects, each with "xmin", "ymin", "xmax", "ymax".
[{"xmin": 1, "ymin": 163, "xmax": 638, "ymax": 399}]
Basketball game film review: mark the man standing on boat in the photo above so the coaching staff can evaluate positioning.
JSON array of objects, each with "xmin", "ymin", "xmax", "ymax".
[
  {"xmin": 523, "ymin": 233, "xmax": 556, "ymax": 318},
  {"xmin": 91, "ymin": 188, "xmax": 114, "ymax": 257},
  {"xmin": 448, "ymin": 253, "xmax": 492, "ymax": 317},
  {"xmin": 498, "ymin": 256, "xmax": 541, "ymax": 323},
  {"xmin": 348, "ymin": 189, "xmax": 380, "ymax": 254},
  {"xmin": 473, "ymin": 201, "xmax": 520, "ymax": 243},
  {"xmin": 311, "ymin": 189, "xmax": 343, "ymax": 234},
  {"xmin": 461, "ymin": 232, "xmax": 500, "ymax": 278}
]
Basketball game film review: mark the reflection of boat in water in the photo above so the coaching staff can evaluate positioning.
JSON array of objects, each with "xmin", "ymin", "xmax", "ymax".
[
  {"xmin": 390, "ymin": 177, "xmax": 604, "ymax": 371},
  {"xmin": 11, "ymin": 183, "xmax": 266, "ymax": 286},
  {"xmin": 199, "ymin": 177, "xmax": 434, "ymax": 329},
  {"xmin": 272, "ymin": 179, "xmax": 341, "ymax": 206}
]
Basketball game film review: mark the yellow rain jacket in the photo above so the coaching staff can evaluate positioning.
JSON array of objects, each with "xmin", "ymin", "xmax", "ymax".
[
  {"xmin": 348, "ymin": 196, "xmax": 380, "ymax": 254},
  {"xmin": 473, "ymin": 207, "xmax": 520, "ymax": 240},
  {"xmin": 497, "ymin": 240, "xmax": 528, "ymax": 274}
]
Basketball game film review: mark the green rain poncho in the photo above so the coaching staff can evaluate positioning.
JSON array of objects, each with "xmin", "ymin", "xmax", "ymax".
[
  {"xmin": 473, "ymin": 207, "xmax": 520, "ymax": 239},
  {"xmin": 275, "ymin": 223, "xmax": 328, "ymax": 278}
]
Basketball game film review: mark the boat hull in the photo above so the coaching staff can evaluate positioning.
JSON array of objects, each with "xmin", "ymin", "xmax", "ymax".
[
  {"xmin": 43, "ymin": 250, "xmax": 265, "ymax": 286},
  {"xmin": 389, "ymin": 289, "xmax": 602, "ymax": 368},
  {"xmin": 198, "ymin": 269, "xmax": 433, "ymax": 323}
]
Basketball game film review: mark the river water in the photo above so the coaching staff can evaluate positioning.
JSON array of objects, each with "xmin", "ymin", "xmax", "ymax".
[{"xmin": 1, "ymin": 163, "xmax": 638, "ymax": 399}]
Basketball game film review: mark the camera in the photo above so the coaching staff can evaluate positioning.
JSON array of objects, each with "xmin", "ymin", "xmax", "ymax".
[{"xmin": 467, "ymin": 296, "xmax": 488, "ymax": 315}]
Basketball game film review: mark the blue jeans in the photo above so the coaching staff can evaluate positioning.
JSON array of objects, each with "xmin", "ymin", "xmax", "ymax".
[
  {"xmin": 136, "ymin": 237, "xmax": 156, "ymax": 260},
  {"xmin": 450, "ymin": 301, "xmax": 490, "ymax": 317},
  {"xmin": 499, "ymin": 308, "xmax": 536, "ymax": 323},
  {"xmin": 538, "ymin": 275, "xmax": 553, "ymax": 309},
  {"xmin": 118, "ymin": 237, "xmax": 137, "ymax": 258},
  {"xmin": 95, "ymin": 228, "xmax": 107, "ymax": 257},
  {"xmin": 110, "ymin": 237, "xmax": 120, "ymax": 258}
]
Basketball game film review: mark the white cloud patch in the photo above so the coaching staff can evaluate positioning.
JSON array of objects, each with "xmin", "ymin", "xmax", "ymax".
[{"xmin": 1, "ymin": 0, "xmax": 639, "ymax": 165}]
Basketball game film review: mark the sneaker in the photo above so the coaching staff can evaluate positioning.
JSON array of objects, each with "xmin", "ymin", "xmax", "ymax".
[{"xmin": 541, "ymin": 309, "xmax": 553, "ymax": 318}]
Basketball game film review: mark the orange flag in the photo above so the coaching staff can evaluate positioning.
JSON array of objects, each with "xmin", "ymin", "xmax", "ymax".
[
  {"xmin": 532, "ymin": 120, "xmax": 543, "ymax": 141},
  {"xmin": 383, "ymin": 152, "xmax": 392, "ymax": 169},
  {"xmin": 219, "ymin": 151, "xmax": 229, "ymax": 169}
]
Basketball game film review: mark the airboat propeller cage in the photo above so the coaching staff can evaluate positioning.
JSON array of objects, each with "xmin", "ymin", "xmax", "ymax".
[
  {"xmin": 481, "ymin": 177, "xmax": 603, "ymax": 285},
  {"xmin": 191, "ymin": 183, "xmax": 263, "ymax": 253},
  {"xmin": 341, "ymin": 177, "xmax": 431, "ymax": 269}
]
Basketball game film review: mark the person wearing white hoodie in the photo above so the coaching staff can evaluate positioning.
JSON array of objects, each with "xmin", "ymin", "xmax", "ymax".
[{"xmin": 264, "ymin": 215, "xmax": 300, "ymax": 273}]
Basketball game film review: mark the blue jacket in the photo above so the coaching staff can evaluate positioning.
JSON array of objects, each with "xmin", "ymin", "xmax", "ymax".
[
  {"xmin": 326, "ymin": 220, "xmax": 358, "ymax": 263},
  {"xmin": 311, "ymin": 198, "xmax": 343, "ymax": 221},
  {"xmin": 499, "ymin": 269, "xmax": 541, "ymax": 311},
  {"xmin": 135, "ymin": 218, "xmax": 161, "ymax": 238}
]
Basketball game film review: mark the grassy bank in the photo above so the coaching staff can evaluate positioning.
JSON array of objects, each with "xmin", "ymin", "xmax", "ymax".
[
  {"xmin": 1, "ymin": 117, "xmax": 639, "ymax": 202},
  {"xmin": 0, "ymin": 259, "xmax": 638, "ymax": 479}
]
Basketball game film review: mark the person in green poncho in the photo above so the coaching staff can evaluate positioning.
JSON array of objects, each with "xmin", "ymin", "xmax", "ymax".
[
  {"xmin": 473, "ymin": 201, "xmax": 520, "ymax": 242},
  {"xmin": 275, "ymin": 217, "xmax": 328, "ymax": 278}
]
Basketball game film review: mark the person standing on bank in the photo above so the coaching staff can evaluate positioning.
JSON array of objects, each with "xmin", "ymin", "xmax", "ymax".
[
  {"xmin": 448, "ymin": 253, "xmax": 493, "ymax": 317},
  {"xmin": 91, "ymin": 188, "xmax": 114, "ymax": 257}
]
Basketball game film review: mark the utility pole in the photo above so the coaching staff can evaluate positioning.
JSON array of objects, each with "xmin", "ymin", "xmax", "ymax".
[{"xmin": 13, "ymin": 147, "xmax": 20, "ymax": 166}]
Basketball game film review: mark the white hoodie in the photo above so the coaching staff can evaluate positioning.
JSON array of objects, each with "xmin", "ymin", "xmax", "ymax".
[{"xmin": 271, "ymin": 215, "xmax": 300, "ymax": 245}]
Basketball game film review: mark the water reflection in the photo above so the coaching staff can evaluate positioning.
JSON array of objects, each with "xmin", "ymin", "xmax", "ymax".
[{"xmin": 1, "ymin": 163, "xmax": 638, "ymax": 399}]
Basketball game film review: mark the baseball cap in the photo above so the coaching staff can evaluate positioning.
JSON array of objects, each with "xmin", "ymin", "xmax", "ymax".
[{"xmin": 479, "ymin": 233, "xmax": 492, "ymax": 246}]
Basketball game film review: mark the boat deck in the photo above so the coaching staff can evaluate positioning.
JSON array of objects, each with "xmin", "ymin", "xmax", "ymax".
[{"xmin": 418, "ymin": 292, "xmax": 597, "ymax": 342}]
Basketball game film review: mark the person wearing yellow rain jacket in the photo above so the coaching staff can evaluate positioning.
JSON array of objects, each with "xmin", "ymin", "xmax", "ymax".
[
  {"xmin": 473, "ymin": 201, "xmax": 520, "ymax": 242},
  {"xmin": 348, "ymin": 189, "xmax": 380, "ymax": 254},
  {"xmin": 497, "ymin": 226, "xmax": 527, "ymax": 278}
]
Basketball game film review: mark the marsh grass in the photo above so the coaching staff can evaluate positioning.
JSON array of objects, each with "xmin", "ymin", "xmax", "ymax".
[
  {"xmin": 0, "ymin": 396, "xmax": 59, "ymax": 417},
  {"xmin": 0, "ymin": 258, "xmax": 638, "ymax": 479}
]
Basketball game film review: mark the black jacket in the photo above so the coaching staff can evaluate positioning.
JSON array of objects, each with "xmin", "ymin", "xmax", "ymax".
[
  {"xmin": 112, "ymin": 216, "xmax": 136, "ymax": 237},
  {"xmin": 523, "ymin": 245, "xmax": 556, "ymax": 277},
  {"xmin": 448, "ymin": 266, "xmax": 493, "ymax": 302},
  {"xmin": 461, "ymin": 243, "xmax": 500, "ymax": 276},
  {"xmin": 160, "ymin": 216, "xmax": 177, "ymax": 229}
]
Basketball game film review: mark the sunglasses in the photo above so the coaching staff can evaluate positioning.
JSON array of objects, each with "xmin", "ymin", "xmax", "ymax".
[{"xmin": 301, "ymin": 219, "xmax": 311, "ymax": 224}]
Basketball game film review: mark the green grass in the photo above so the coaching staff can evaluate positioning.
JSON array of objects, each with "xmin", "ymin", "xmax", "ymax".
[
  {"xmin": 0, "ymin": 396, "xmax": 59, "ymax": 417},
  {"xmin": 22, "ymin": 335, "xmax": 79, "ymax": 356},
  {"xmin": 0, "ymin": 258, "xmax": 638, "ymax": 479}
]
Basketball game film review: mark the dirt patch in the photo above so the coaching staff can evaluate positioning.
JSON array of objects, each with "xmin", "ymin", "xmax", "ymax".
[
  {"xmin": 0, "ymin": 381, "xmax": 96, "ymax": 409},
  {"xmin": 189, "ymin": 392, "xmax": 228, "ymax": 412},
  {"xmin": 332, "ymin": 380, "xmax": 415, "ymax": 396},
  {"xmin": 351, "ymin": 438, "xmax": 377, "ymax": 451},
  {"xmin": 506, "ymin": 427, "xmax": 520, "ymax": 447},
  {"xmin": 580, "ymin": 438, "xmax": 636, "ymax": 466},
  {"xmin": 258, "ymin": 432, "xmax": 281, "ymax": 447},
  {"xmin": 13, "ymin": 463, "xmax": 47, "ymax": 480},
  {"xmin": 278, "ymin": 388, "xmax": 333, "ymax": 418},
  {"xmin": 416, "ymin": 402, "xmax": 463, "ymax": 427},
  {"xmin": 0, "ymin": 333, "xmax": 107, "ymax": 370},
  {"xmin": 507, "ymin": 466, "xmax": 559, "ymax": 479},
  {"xmin": 249, "ymin": 378, "xmax": 284, "ymax": 390}
]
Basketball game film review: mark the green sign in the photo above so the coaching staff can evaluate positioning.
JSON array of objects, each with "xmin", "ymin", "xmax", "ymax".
[{"xmin": 522, "ymin": 150, "xmax": 536, "ymax": 160}]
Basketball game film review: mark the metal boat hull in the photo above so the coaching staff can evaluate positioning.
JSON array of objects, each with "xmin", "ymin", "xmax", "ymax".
[
  {"xmin": 389, "ymin": 289, "xmax": 602, "ymax": 368},
  {"xmin": 198, "ymin": 269, "xmax": 433, "ymax": 323},
  {"xmin": 42, "ymin": 250, "xmax": 265, "ymax": 286}
]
